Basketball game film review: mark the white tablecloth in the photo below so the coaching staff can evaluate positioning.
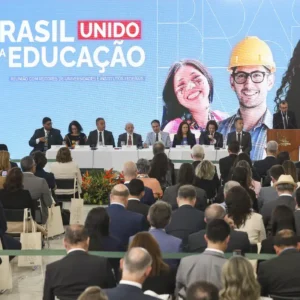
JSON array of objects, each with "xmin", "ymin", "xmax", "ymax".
[{"xmin": 46, "ymin": 146, "xmax": 228, "ymax": 171}]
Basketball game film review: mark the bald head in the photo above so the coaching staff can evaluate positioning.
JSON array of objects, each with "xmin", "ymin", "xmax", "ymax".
[
  {"xmin": 110, "ymin": 184, "xmax": 129, "ymax": 205},
  {"xmin": 125, "ymin": 123, "xmax": 134, "ymax": 134},
  {"xmin": 205, "ymin": 204, "xmax": 226, "ymax": 223},
  {"xmin": 123, "ymin": 161, "xmax": 137, "ymax": 180}
]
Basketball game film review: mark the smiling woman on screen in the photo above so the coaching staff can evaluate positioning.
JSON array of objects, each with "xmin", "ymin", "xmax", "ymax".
[{"xmin": 161, "ymin": 59, "xmax": 227, "ymax": 135}]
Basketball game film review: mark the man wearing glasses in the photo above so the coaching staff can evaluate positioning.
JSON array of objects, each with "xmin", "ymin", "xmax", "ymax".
[
  {"xmin": 218, "ymin": 36, "xmax": 276, "ymax": 160},
  {"xmin": 29, "ymin": 117, "xmax": 63, "ymax": 154}
]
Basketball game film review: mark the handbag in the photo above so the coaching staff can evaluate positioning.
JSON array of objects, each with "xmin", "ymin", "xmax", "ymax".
[
  {"xmin": 18, "ymin": 209, "xmax": 42, "ymax": 267},
  {"xmin": 0, "ymin": 239, "xmax": 13, "ymax": 290},
  {"xmin": 70, "ymin": 198, "xmax": 84, "ymax": 225},
  {"xmin": 47, "ymin": 205, "xmax": 65, "ymax": 238}
]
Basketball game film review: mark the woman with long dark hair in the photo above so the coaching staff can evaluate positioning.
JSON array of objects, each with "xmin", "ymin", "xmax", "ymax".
[
  {"xmin": 161, "ymin": 59, "xmax": 227, "ymax": 135},
  {"xmin": 64, "ymin": 120, "xmax": 87, "ymax": 147},
  {"xmin": 172, "ymin": 121, "xmax": 196, "ymax": 148}
]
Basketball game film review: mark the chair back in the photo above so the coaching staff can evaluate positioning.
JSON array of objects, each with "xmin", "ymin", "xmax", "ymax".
[
  {"xmin": 4, "ymin": 208, "xmax": 26, "ymax": 222},
  {"xmin": 55, "ymin": 177, "xmax": 78, "ymax": 197}
]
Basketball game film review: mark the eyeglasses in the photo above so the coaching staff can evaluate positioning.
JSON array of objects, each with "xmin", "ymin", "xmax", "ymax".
[{"xmin": 232, "ymin": 71, "xmax": 267, "ymax": 84}]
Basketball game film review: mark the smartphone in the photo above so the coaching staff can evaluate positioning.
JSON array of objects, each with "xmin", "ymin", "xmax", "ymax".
[{"xmin": 1, "ymin": 171, "xmax": 7, "ymax": 177}]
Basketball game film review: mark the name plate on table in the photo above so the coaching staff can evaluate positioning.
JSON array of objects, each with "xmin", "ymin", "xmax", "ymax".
[
  {"xmin": 204, "ymin": 145, "xmax": 215, "ymax": 151},
  {"xmin": 97, "ymin": 145, "xmax": 113, "ymax": 150},
  {"xmin": 122, "ymin": 145, "xmax": 137, "ymax": 150},
  {"xmin": 176, "ymin": 145, "xmax": 191, "ymax": 149},
  {"xmin": 51, "ymin": 145, "xmax": 64, "ymax": 149},
  {"xmin": 75, "ymin": 145, "xmax": 90, "ymax": 149}
]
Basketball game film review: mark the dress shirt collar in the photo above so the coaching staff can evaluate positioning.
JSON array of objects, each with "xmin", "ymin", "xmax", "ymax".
[
  {"xmin": 124, "ymin": 181, "xmax": 130, "ymax": 184},
  {"xmin": 97, "ymin": 129, "xmax": 104, "ymax": 133},
  {"xmin": 119, "ymin": 280, "xmax": 142, "ymax": 289},
  {"xmin": 178, "ymin": 203, "xmax": 193, "ymax": 208},
  {"xmin": 279, "ymin": 193, "xmax": 293, "ymax": 197},
  {"xmin": 67, "ymin": 248, "xmax": 86, "ymax": 254},
  {"xmin": 205, "ymin": 248, "xmax": 224, "ymax": 255},
  {"xmin": 23, "ymin": 172, "xmax": 34, "ymax": 175},
  {"xmin": 128, "ymin": 198, "xmax": 140, "ymax": 202},
  {"xmin": 150, "ymin": 227, "xmax": 165, "ymax": 232},
  {"xmin": 110, "ymin": 202, "xmax": 125, "ymax": 208}
]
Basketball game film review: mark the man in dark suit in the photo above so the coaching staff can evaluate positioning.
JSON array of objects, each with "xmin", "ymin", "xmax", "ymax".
[
  {"xmin": 87, "ymin": 117, "xmax": 115, "ymax": 147},
  {"xmin": 273, "ymin": 100, "xmax": 298, "ymax": 129},
  {"xmin": 105, "ymin": 247, "xmax": 157, "ymax": 300},
  {"xmin": 257, "ymin": 230, "xmax": 300, "ymax": 298},
  {"xmin": 253, "ymin": 141, "xmax": 278, "ymax": 180},
  {"xmin": 123, "ymin": 161, "xmax": 155, "ymax": 206},
  {"xmin": 106, "ymin": 184, "xmax": 147, "ymax": 248},
  {"xmin": 261, "ymin": 175, "xmax": 297, "ymax": 230},
  {"xmin": 117, "ymin": 122, "xmax": 143, "ymax": 148},
  {"xmin": 188, "ymin": 204, "xmax": 250, "ymax": 254},
  {"xmin": 199, "ymin": 120, "xmax": 224, "ymax": 148},
  {"xmin": 166, "ymin": 185, "xmax": 205, "ymax": 249},
  {"xmin": 43, "ymin": 225, "xmax": 115, "ymax": 300},
  {"xmin": 29, "ymin": 117, "xmax": 63, "ymax": 153},
  {"xmin": 219, "ymin": 141, "xmax": 240, "ymax": 183},
  {"xmin": 226, "ymin": 117, "xmax": 252, "ymax": 155},
  {"xmin": 127, "ymin": 179, "xmax": 150, "ymax": 220}
]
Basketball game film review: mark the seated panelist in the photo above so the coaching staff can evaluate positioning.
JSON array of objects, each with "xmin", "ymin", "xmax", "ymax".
[
  {"xmin": 172, "ymin": 121, "xmax": 196, "ymax": 148},
  {"xmin": 87, "ymin": 118, "xmax": 115, "ymax": 147},
  {"xmin": 199, "ymin": 120, "xmax": 223, "ymax": 148},
  {"xmin": 117, "ymin": 123, "xmax": 143, "ymax": 148},
  {"xmin": 144, "ymin": 120, "xmax": 171, "ymax": 148},
  {"xmin": 64, "ymin": 120, "xmax": 87, "ymax": 147},
  {"xmin": 29, "ymin": 117, "xmax": 63, "ymax": 154}
]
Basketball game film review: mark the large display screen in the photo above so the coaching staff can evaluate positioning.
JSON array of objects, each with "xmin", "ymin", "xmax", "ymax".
[{"xmin": 1, "ymin": 0, "xmax": 299, "ymax": 160}]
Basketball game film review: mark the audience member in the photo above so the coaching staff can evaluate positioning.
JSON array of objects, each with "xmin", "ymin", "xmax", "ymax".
[
  {"xmin": 104, "ymin": 247, "xmax": 157, "ymax": 300},
  {"xmin": 231, "ymin": 166, "xmax": 258, "ymax": 212},
  {"xmin": 258, "ymin": 165, "xmax": 285, "ymax": 210},
  {"xmin": 43, "ymin": 225, "xmax": 115, "ymax": 300},
  {"xmin": 282, "ymin": 160, "xmax": 298, "ymax": 183},
  {"xmin": 276, "ymin": 151, "xmax": 290, "ymax": 165},
  {"xmin": 166, "ymin": 185, "xmax": 205, "ymax": 248},
  {"xmin": 123, "ymin": 161, "xmax": 155, "ymax": 206},
  {"xmin": 136, "ymin": 158, "xmax": 163, "ymax": 199},
  {"xmin": 128, "ymin": 232, "xmax": 176, "ymax": 295},
  {"xmin": 253, "ymin": 140, "xmax": 278, "ymax": 180},
  {"xmin": 176, "ymin": 219, "xmax": 230, "ymax": 297},
  {"xmin": 107, "ymin": 184, "xmax": 146, "ymax": 248},
  {"xmin": 162, "ymin": 163, "xmax": 207, "ymax": 211},
  {"xmin": 186, "ymin": 281, "xmax": 219, "ymax": 300},
  {"xmin": 261, "ymin": 205, "xmax": 296, "ymax": 254},
  {"xmin": 188, "ymin": 204, "xmax": 250, "ymax": 254},
  {"xmin": 261, "ymin": 175, "xmax": 296, "ymax": 230},
  {"xmin": 21, "ymin": 156, "xmax": 52, "ymax": 224},
  {"xmin": 257, "ymin": 230, "xmax": 300, "ymax": 298},
  {"xmin": 215, "ymin": 180, "xmax": 240, "ymax": 209},
  {"xmin": 149, "ymin": 152, "xmax": 172, "ymax": 190},
  {"xmin": 127, "ymin": 179, "xmax": 150, "ymax": 220},
  {"xmin": 226, "ymin": 186, "xmax": 266, "ymax": 246},
  {"xmin": 191, "ymin": 144, "xmax": 205, "ymax": 170},
  {"xmin": 172, "ymin": 121, "xmax": 196, "ymax": 148},
  {"xmin": 32, "ymin": 151, "xmax": 56, "ymax": 190},
  {"xmin": 0, "ymin": 167, "xmax": 36, "ymax": 220},
  {"xmin": 219, "ymin": 141, "xmax": 239, "ymax": 183},
  {"xmin": 295, "ymin": 188, "xmax": 300, "ymax": 236},
  {"xmin": 220, "ymin": 256, "xmax": 261, "ymax": 300},
  {"xmin": 78, "ymin": 287, "xmax": 108, "ymax": 300},
  {"xmin": 0, "ymin": 144, "xmax": 17, "ymax": 168},
  {"xmin": 0, "ymin": 150, "xmax": 11, "ymax": 188},
  {"xmin": 194, "ymin": 160, "xmax": 220, "ymax": 200}
]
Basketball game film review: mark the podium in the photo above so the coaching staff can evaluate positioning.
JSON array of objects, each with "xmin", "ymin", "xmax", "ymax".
[{"xmin": 267, "ymin": 129, "xmax": 300, "ymax": 161}]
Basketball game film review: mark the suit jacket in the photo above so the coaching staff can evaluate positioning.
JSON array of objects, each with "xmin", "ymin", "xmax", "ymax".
[
  {"xmin": 219, "ymin": 154, "xmax": 238, "ymax": 183},
  {"xmin": 258, "ymin": 186, "xmax": 278, "ymax": 211},
  {"xmin": 105, "ymin": 284, "xmax": 158, "ymax": 300},
  {"xmin": 257, "ymin": 248, "xmax": 300, "ymax": 297},
  {"xmin": 87, "ymin": 129, "xmax": 115, "ymax": 147},
  {"xmin": 166, "ymin": 205, "xmax": 205, "ymax": 248},
  {"xmin": 176, "ymin": 249, "xmax": 227, "ymax": 297},
  {"xmin": 29, "ymin": 128, "xmax": 63, "ymax": 153},
  {"xmin": 253, "ymin": 156, "xmax": 277, "ymax": 180},
  {"xmin": 294, "ymin": 210, "xmax": 300, "ymax": 236},
  {"xmin": 34, "ymin": 168, "xmax": 56, "ymax": 190},
  {"xmin": 23, "ymin": 173, "xmax": 52, "ymax": 223},
  {"xmin": 117, "ymin": 132, "xmax": 143, "ymax": 148},
  {"xmin": 10, "ymin": 161, "xmax": 18, "ymax": 168},
  {"xmin": 227, "ymin": 131, "xmax": 252, "ymax": 155},
  {"xmin": 124, "ymin": 182, "xmax": 155, "ymax": 206},
  {"xmin": 145, "ymin": 131, "xmax": 171, "ymax": 148},
  {"xmin": 261, "ymin": 195, "xmax": 296, "ymax": 230},
  {"xmin": 172, "ymin": 133, "xmax": 196, "ymax": 148},
  {"xmin": 273, "ymin": 111, "xmax": 298, "ymax": 129},
  {"xmin": 194, "ymin": 176, "xmax": 220, "ymax": 200},
  {"xmin": 106, "ymin": 204, "xmax": 147, "ymax": 248},
  {"xmin": 188, "ymin": 229, "xmax": 250, "ymax": 254},
  {"xmin": 199, "ymin": 131, "xmax": 224, "ymax": 148},
  {"xmin": 127, "ymin": 198, "xmax": 150, "ymax": 220},
  {"xmin": 43, "ymin": 250, "xmax": 116, "ymax": 300}
]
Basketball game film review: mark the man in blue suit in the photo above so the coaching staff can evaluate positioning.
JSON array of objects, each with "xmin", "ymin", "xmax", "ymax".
[
  {"xmin": 144, "ymin": 120, "xmax": 171, "ymax": 148},
  {"xmin": 106, "ymin": 184, "xmax": 147, "ymax": 248}
]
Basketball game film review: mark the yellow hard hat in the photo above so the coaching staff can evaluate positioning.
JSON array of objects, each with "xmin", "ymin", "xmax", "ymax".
[{"xmin": 228, "ymin": 36, "xmax": 276, "ymax": 73}]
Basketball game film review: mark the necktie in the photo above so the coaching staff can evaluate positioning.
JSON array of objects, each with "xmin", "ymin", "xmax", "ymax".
[
  {"xmin": 237, "ymin": 133, "xmax": 241, "ymax": 145},
  {"xmin": 128, "ymin": 135, "xmax": 132, "ymax": 146},
  {"xmin": 155, "ymin": 133, "xmax": 159, "ymax": 142},
  {"xmin": 283, "ymin": 113, "xmax": 288, "ymax": 129},
  {"xmin": 99, "ymin": 132, "xmax": 103, "ymax": 143}
]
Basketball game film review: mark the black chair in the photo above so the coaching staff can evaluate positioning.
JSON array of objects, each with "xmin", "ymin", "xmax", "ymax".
[
  {"xmin": 55, "ymin": 178, "xmax": 79, "ymax": 202},
  {"xmin": 4, "ymin": 208, "xmax": 30, "ymax": 238}
]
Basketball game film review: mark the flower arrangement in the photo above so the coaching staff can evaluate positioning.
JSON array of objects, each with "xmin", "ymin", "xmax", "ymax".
[{"xmin": 81, "ymin": 169, "xmax": 124, "ymax": 205}]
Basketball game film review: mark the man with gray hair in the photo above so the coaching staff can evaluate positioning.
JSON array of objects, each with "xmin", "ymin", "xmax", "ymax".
[
  {"xmin": 107, "ymin": 184, "xmax": 147, "ymax": 248},
  {"xmin": 219, "ymin": 180, "xmax": 241, "ymax": 209},
  {"xmin": 117, "ymin": 123, "xmax": 143, "ymax": 148},
  {"xmin": 188, "ymin": 204, "xmax": 250, "ymax": 254},
  {"xmin": 104, "ymin": 247, "xmax": 157, "ymax": 300},
  {"xmin": 191, "ymin": 145, "xmax": 205, "ymax": 170},
  {"xmin": 78, "ymin": 286, "xmax": 108, "ymax": 300},
  {"xmin": 261, "ymin": 174, "xmax": 297, "ymax": 230},
  {"xmin": 21, "ymin": 155, "xmax": 52, "ymax": 223},
  {"xmin": 254, "ymin": 140, "xmax": 278, "ymax": 180}
]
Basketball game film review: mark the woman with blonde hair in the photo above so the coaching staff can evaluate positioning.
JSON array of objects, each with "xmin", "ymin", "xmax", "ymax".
[
  {"xmin": 0, "ymin": 151, "xmax": 11, "ymax": 188},
  {"xmin": 220, "ymin": 256, "xmax": 261, "ymax": 300},
  {"xmin": 194, "ymin": 160, "xmax": 220, "ymax": 200}
]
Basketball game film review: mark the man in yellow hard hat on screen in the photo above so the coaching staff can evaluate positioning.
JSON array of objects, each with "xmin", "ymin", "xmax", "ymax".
[{"xmin": 218, "ymin": 36, "xmax": 276, "ymax": 160}]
